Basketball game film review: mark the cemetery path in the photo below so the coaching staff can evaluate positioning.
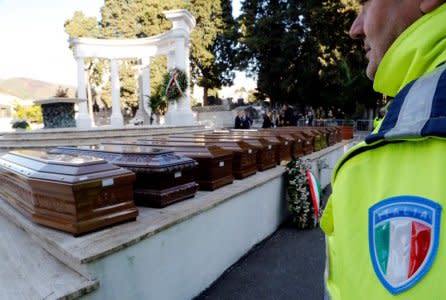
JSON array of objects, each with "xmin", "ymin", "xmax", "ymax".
[{"xmin": 194, "ymin": 187, "xmax": 330, "ymax": 300}]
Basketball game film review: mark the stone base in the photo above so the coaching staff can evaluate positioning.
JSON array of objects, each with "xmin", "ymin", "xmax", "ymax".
[
  {"xmin": 76, "ymin": 112, "xmax": 93, "ymax": 129},
  {"xmin": 165, "ymin": 110, "xmax": 196, "ymax": 126}
]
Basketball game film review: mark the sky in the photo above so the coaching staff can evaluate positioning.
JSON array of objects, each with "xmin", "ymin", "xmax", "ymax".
[
  {"xmin": 0, "ymin": 0, "xmax": 253, "ymax": 89},
  {"xmin": 0, "ymin": 0, "xmax": 104, "ymax": 86}
]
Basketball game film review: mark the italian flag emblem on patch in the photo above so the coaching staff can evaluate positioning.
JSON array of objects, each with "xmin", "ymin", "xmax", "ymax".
[{"xmin": 369, "ymin": 196, "xmax": 441, "ymax": 294}]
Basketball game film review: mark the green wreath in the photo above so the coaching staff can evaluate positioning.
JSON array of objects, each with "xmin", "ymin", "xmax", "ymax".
[
  {"xmin": 285, "ymin": 158, "xmax": 322, "ymax": 229},
  {"xmin": 162, "ymin": 68, "xmax": 188, "ymax": 102}
]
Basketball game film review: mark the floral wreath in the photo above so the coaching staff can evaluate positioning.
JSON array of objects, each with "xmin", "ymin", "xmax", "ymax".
[
  {"xmin": 285, "ymin": 158, "xmax": 322, "ymax": 229},
  {"xmin": 162, "ymin": 68, "xmax": 188, "ymax": 102}
]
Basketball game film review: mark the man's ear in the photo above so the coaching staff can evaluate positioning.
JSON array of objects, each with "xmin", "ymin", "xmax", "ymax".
[{"xmin": 420, "ymin": 0, "xmax": 444, "ymax": 13}]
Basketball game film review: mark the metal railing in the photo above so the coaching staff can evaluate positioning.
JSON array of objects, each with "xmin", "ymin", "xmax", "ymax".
[{"xmin": 297, "ymin": 119, "xmax": 374, "ymax": 133}]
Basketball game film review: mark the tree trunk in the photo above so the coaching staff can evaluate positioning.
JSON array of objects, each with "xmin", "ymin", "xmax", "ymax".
[{"xmin": 203, "ymin": 86, "xmax": 209, "ymax": 106}]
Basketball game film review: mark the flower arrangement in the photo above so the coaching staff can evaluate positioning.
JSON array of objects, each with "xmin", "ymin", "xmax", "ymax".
[
  {"xmin": 161, "ymin": 68, "xmax": 188, "ymax": 102},
  {"xmin": 285, "ymin": 158, "xmax": 322, "ymax": 229},
  {"xmin": 55, "ymin": 86, "xmax": 69, "ymax": 98}
]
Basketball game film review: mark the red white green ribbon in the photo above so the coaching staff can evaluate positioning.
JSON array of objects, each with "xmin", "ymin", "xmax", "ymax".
[
  {"xmin": 165, "ymin": 70, "xmax": 185, "ymax": 99},
  {"xmin": 306, "ymin": 170, "xmax": 321, "ymax": 220}
]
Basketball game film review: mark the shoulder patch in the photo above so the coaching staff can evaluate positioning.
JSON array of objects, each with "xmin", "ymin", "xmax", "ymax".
[{"xmin": 369, "ymin": 195, "xmax": 441, "ymax": 294}]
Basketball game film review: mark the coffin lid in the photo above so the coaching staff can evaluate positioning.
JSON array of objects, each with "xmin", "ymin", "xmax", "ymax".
[
  {"xmin": 154, "ymin": 134, "xmax": 269, "ymax": 149},
  {"xmin": 102, "ymin": 141, "xmax": 232, "ymax": 159},
  {"xmin": 0, "ymin": 149, "xmax": 132, "ymax": 183},
  {"xmin": 51, "ymin": 145, "xmax": 198, "ymax": 173},
  {"xmin": 138, "ymin": 138, "xmax": 254, "ymax": 153}
]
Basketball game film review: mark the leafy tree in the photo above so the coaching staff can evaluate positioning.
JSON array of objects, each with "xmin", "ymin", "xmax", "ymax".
[
  {"xmin": 99, "ymin": 0, "xmax": 180, "ymax": 118},
  {"xmin": 64, "ymin": 11, "xmax": 100, "ymax": 38},
  {"xmin": 13, "ymin": 103, "xmax": 42, "ymax": 124},
  {"xmin": 188, "ymin": 0, "xmax": 239, "ymax": 105},
  {"xmin": 238, "ymin": 0, "xmax": 379, "ymax": 117}
]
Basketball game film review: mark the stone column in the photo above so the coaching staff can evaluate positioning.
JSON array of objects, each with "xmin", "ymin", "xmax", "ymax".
[
  {"xmin": 167, "ymin": 52, "xmax": 175, "ymax": 70},
  {"xmin": 110, "ymin": 59, "xmax": 124, "ymax": 127},
  {"xmin": 75, "ymin": 57, "xmax": 93, "ymax": 128},
  {"xmin": 133, "ymin": 58, "xmax": 151, "ymax": 125},
  {"xmin": 173, "ymin": 37, "xmax": 195, "ymax": 125},
  {"xmin": 164, "ymin": 38, "xmax": 195, "ymax": 126}
]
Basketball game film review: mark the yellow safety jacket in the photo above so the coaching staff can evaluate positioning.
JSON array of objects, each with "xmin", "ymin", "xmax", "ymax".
[
  {"xmin": 373, "ymin": 117, "xmax": 382, "ymax": 130},
  {"xmin": 321, "ymin": 4, "xmax": 446, "ymax": 299}
]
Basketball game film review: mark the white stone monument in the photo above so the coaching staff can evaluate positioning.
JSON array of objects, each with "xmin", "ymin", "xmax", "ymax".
[{"xmin": 69, "ymin": 9, "xmax": 196, "ymax": 128}]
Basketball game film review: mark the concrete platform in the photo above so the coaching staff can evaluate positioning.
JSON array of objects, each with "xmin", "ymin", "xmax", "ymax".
[
  {"xmin": 0, "ymin": 213, "xmax": 98, "ymax": 300},
  {"xmin": 0, "ymin": 140, "xmax": 353, "ymax": 299},
  {"xmin": 0, "ymin": 124, "xmax": 207, "ymax": 150}
]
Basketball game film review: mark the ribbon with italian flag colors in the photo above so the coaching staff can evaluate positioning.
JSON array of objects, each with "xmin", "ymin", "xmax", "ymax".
[{"xmin": 305, "ymin": 170, "xmax": 321, "ymax": 221}]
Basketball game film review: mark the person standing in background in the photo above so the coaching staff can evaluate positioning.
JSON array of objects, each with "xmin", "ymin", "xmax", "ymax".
[
  {"xmin": 234, "ymin": 110, "xmax": 251, "ymax": 129},
  {"xmin": 282, "ymin": 104, "xmax": 295, "ymax": 126}
]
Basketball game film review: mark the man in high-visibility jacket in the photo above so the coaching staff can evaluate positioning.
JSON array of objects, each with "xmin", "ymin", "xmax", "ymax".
[
  {"xmin": 373, "ymin": 107, "xmax": 386, "ymax": 130},
  {"xmin": 321, "ymin": 1, "xmax": 446, "ymax": 299}
]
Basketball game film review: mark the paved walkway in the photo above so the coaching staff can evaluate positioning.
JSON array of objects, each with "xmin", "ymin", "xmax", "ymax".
[{"xmin": 195, "ymin": 188, "xmax": 331, "ymax": 300}]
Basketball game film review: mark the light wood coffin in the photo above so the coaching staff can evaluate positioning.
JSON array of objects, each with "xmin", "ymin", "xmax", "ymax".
[
  {"xmin": 137, "ymin": 137, "xmax": 258, "ymax": 179},
  {"xmin": 51, "ymin": 145, "xmax": 199, "ymax": 207},
  {"xmin": 0, "ymin": 150, "xmax": 138, "ymax": 236},
  {"xmin": 102, "ymin": 142, "xmax": 235, "ymax": 191}
]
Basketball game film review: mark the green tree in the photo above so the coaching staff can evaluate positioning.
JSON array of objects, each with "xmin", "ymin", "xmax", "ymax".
[
  {"xmin": 13, "ymin": 103, "xmax": 42, "ymax": 124},
  {"xmin": 238, "ymin": 0, "xmax": 378, "ymax": 117},
  {"xmin": 100, "ymin": 0, "xmax": 179, "ymax": 117},
  {"xmin": 188, "ymin": 0, "xmax": 239, "ymax": 105}
]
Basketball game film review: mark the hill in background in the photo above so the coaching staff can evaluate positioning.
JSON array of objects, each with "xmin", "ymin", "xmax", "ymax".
[{"xmin": 0, "ymin": 78, "xmax": 76, "ymax": 100}]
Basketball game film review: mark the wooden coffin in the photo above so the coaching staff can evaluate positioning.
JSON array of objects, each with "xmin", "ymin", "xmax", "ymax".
[
  {"xmin": 135, "ymin": 138, "xmax": 257, "ymax": 179},
  {"xmin": 260, "ymin": 128, "xmax": 304, "ymax": 159},
  {"xmin": 102, "ymin": 142, "xmax": 234, "ymax": 191},
  {"xmin": 169, "ymin": 134, "xmax": 277, "ymax": 171},
  {"xmin": 303, "ymin": 127, "xmax": 327, "ymax": 149},
  {"xmin": 334, "ymin": 126, "xmax": 343, "ymax": 142},
  {"xmin": 299, "ymin": 128, "xmax": 322, "ymax": 151},
  {"xmin": 51, "ymin": 145, "xmax": 199, "ymax": 208},
  {"xmin": 0, "ymin": 150, "xmax": 138, "ymax": 235},
  {"xmin": 269, "ymin": 128, "xmax": 314, "ymax": 155},
  {"xmin": 228, "ymin": 129, "xmax": 293, "ymax": 163},
  {"xmin": 322, "ymin": 127, "xmax": 337, "ymax": 146}
]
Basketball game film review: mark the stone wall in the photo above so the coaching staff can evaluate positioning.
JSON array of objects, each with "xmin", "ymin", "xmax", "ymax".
[{"xmin": 193, "ymin": 105, "xmax": 235, "ymax": 129}]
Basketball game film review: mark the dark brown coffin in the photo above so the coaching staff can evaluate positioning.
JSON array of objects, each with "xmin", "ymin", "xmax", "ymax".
[
  {"xmin": 101, "ymin": 142, "xmax": 234, "ymax": 191},
  {"xmin": 302, "ymin": 127, "xmax": 326, "ymax": 150},
  {"xmin": 226, "ymin": 130, "xmax": 293, "ymax": 163},
  {"xmin": 299, "ymin": 128, "xmax": 322, "ymax": 151},
  {"xmin": 260, "ymin": 129, "xmax": 304, "ymax": 159},
  {"xmin": 324, "ymin": 127, "xmax": 337, "ymax": 146},
  {"xmin": 266, "ymin": 128, "xmax": 314, "ymax": 155},
  {"xmin": 51, "ymin": 145, "xmax": 199, "ymax": 207},
  {"xmin": 0, "ymin": 150, "xmax": 138, "ymax": 235},
  {"xmin": 201, "ymin": 132, "xmax": 283, "ymax": 165},
  {"xmin": 135, "ymin": 138, "xmax": 257, "ymax": 179},
  {"xmin": 167, "ymin": 134, "xmax": 277, "ymax": 171},
  {"xmin": 334, "ymin": 126, "xmax": 343, "ymax": 142},
  {"xmin": 320, "ymin": 127, "xmax": 336, "ymax": 146}
]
